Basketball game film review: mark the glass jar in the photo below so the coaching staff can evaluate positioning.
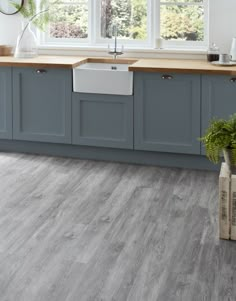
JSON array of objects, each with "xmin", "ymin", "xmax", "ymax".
[{"xmin": 207, "ymin": 43, "xmax": 220, "ymax": 62}]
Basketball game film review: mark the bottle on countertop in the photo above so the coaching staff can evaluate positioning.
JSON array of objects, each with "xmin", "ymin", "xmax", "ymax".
[
  {"xmin": 207, "ymin": 43, "xmax": 220, "ymax": 62},
  {"xmin": 230, "ymin": 37, "xmax": 236, "ymax": 61}
]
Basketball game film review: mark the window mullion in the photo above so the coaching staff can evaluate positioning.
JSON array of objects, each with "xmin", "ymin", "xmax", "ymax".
[
  {"xmin": 155, "ymin": 0, "xmax": 161, "ymax": 43},
  {"xmin": 88, "ymin": 0, "xmax": 94, "ymax": 45},
  {"xmin": 203, "ymin": 0, "xmax": 209, "ymax": 46},
  {"xmin": 95, "ymin": 0, "xmax": 102, "ymax": 46}
]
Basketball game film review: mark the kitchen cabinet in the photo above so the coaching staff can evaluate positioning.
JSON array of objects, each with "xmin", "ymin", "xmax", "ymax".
[
  {"xmin": 0, "ymin": 56, "xmax": 235, "ymax": 170},
  {"xmin": 0, "ymin": 67, "xmax": 12, "ymax": 139},
  {"xmin": 202, "ymin": 74, "xmax": 236, "ymax": 131},
  {"xmin": 72, "ymin": 93, "xmax": 133, "ymax": 149},
  {"xmin": 134, "ymin": 72, "xmax": 201, "ymax": 154},
  {"xmin": 201, "ymin": 75, "xmax": 236, "ymax": 153},
  {"xmin": 13, "ymin": 67, "xmax": 72, "ymax": 144}
]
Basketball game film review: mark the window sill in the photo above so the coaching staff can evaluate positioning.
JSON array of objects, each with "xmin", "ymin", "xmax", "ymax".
[{"xmin": 38, "ymin": 44, "xmax": 207, "ymax": 59}]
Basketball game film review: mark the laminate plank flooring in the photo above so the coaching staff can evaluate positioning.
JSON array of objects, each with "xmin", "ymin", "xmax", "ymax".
[{"xmin": 0, "ymin": 153, "xmax": 235, "ymax": 301}]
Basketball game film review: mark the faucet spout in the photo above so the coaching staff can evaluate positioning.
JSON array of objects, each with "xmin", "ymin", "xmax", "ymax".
[{"xmin": 108, "ymin": 24, "xmax": 124, "ymax": 59}]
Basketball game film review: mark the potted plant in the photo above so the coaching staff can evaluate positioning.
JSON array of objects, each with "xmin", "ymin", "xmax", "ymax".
[{"xmin": 200, "ymin": 114, "xmax": 236, "ymax": 172}]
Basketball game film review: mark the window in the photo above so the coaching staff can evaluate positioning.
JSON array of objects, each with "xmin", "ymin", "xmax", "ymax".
[
  {"xmin": 159, "ymin": 0, "xmax": 208, "ymax": 48},
  {"xmin": 99, "ymin": 0, "xmax": 149, "ymax": 41},
  {"xmin": 41, "ymin": 0, "xmax": 208, "ymax": 49},
  {"xmin": 47, "ymin": 0, "xmax": 89, "ymax": 42}
]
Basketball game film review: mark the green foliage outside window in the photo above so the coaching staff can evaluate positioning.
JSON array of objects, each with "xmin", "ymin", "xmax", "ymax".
[
  {"xmin": 16, "ymin": 0, "xmax": 204, "ymax": 42},
  {"xmin": 160, "ymin": 5, "xmax": 204, "ymax": 41},
  {"xmin": 101, "ymin": 0, "xmax": 147, "ymax": 40}
]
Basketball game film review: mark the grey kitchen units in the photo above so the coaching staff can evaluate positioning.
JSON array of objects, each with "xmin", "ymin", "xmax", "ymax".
[
  {"xmin": 201, "ymin": 75, "xmax": 236, "ymax": 154},
  {"xmin": 72, "ymin": 93, "xmax": 133, "ymax": 149},
  {"xmin": 0, "ymin": 66, "xmax": 236, "ymax": 170},
  {"xmin": 13, "ymin": 68, "xmax": 72, "ymax": 144},
  {"xmin": 0, "ymin": 67, "xmax": 12, "ymax": 139},
  {"xmin": 201, "ymin": 74, "xmax": 236, "ymax": 134},
  {"xmin": 134, "ymin": 72, "xmax": 201, "ymax": 155}
]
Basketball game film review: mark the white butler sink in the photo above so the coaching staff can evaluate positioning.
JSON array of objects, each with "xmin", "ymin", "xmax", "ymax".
[{"xmin": 73, "ymin": 63, "xmax": 133, "ymax": 95}]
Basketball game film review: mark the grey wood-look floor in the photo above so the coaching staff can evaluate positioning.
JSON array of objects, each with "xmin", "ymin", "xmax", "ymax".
[{"xmin": 0, "ymin": 153, "xmax": 235, "ymax": 301}]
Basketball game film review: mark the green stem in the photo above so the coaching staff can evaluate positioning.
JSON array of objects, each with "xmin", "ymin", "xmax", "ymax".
[{"xmin": 18, "ymin": 8, "xmax": 49, "ymax": 44}]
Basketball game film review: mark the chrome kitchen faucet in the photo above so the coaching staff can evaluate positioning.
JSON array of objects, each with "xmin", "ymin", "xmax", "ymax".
[{"xmin": 108, "ymin": 24, "xmax": 124, "ymax": 59}]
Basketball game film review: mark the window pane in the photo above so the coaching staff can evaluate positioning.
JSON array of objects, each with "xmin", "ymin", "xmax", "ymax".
[
  {"xmin": 49, "ymin": 2, "xmax": 88, "ymax": 39},
  {"xmin": 100, "ymin": 0, "xmax": 148, "ymax": 40},
  {"xmin": 160, "ymin": 5, "xmax": 204, "ymax": 41}
]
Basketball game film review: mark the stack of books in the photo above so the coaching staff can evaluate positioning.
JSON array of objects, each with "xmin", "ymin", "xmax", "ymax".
[{"xmin": 219, "ymin": 163, "xmax": 236, "ymax": 240}]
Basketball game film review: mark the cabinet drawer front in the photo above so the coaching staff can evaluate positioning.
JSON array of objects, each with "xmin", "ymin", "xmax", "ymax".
[
  {"xmin": 13, "ymin": 68, "xmax": 72, "ymax": 144},
  {"xmin": 72, "ymin": 93, "xmax": 133, "ymax": 149},
  {"xmin": 134, "ymin": 72, "xmax": 201, "ymax": 154},
  {"xmin": 0, "ymin": 67, "xmax": 12, "ymax": 139},
  {"xmin": 201, "ymin": 75, "xmax": 236, "ymax": 154}
]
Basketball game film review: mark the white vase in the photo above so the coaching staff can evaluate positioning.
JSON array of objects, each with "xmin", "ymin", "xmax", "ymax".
[
  {"xmin": 230, "ymin": 37, "xmax": 236, "ymax": 62},
  {"xmin": 14, "ymin": 20, "xmax": 38, "ymax": 58}
]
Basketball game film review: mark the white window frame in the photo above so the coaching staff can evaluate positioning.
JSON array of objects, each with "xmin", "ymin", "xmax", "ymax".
[
  {"xmin": 40, "ymin": 0, "xmax": 92, "ymax": 45},
  {"xmin": 39, "ymin": 0, "xmax": 208, "ymax": 50},
  {"xmin": 158, "ymin": 0, "xmax": 209, "ymax": 49},
  {"xmin": 93, "ymin": 0, "xmax": 153, "ymax": 48}
]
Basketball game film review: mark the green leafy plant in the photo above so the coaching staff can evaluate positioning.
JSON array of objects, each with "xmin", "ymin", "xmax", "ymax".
[
  {"xmin": 11, "ymin": 0, "xmax": 57, "ymax": 31},
  {"xmin": 200, "ymin": 114, "xmax": 236, "ymax": 164}
]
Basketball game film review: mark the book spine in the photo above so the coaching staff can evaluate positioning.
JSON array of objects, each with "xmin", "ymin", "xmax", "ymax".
[
  {"xmin": 231, "ymin": 175, "xmax": 236, "ymax": 240},
  {"xmin": 219, "ymin": 163, "xmax": 231, "ymax": 240}
]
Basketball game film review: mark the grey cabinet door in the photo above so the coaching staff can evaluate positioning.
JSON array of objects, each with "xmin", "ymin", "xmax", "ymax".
[
  {"xmin": 72, "ymin": 93, "xmax": 133, "ymax": 149},
  {"xmin": 0, "ymin": 67, "xmax": 12, "ymax": 139},
  {"xmin": 13, "ymin": 67, "xmax": 72, "ymax": 144},
  {"xmin": 134, "ymin": 72, "xmax": 201, "ymax": 154},
  {"xmin": 201, "ymin": 75, "xmax": 236, "ymax": 153},
  {"xmin": 202, "ymin": 74, "xmax": 236, "ymax": 130}
]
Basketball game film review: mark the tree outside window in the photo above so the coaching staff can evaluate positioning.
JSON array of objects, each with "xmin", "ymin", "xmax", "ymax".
[{"xmin": 44, "ymin": 0, "xmax": 207, "ymax": 47}]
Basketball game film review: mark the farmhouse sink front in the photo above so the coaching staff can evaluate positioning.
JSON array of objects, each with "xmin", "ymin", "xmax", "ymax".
[{"xmin": 73, "ymin": 63, "xmax": 133, "ymax": 95}]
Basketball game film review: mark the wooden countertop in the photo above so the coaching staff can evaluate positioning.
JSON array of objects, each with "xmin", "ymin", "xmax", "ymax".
[
  {"xmin": 1, "ymin": 55, "xmax": 236, "ymax": 75},
  {"xmin": 0, "ymin": 56, "xmax": 137, "ymax": 69},
  {"xmin": 129, "ymin": 59, "xmax": 236, "ymax": 75},
  {"xmin": 0, "ymin": 56, "xmax": 87, "ymax": 69}
]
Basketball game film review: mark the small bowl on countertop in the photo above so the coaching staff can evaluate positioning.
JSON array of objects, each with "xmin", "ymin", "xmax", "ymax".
[{"xmin": 0, "ymin": 45, "xmax": 13, "ymax": 56}]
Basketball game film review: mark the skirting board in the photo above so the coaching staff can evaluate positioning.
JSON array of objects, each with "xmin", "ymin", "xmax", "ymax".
[{"xmin": 0, "ymin": 140, "xmax": 219, "ymax": 171}]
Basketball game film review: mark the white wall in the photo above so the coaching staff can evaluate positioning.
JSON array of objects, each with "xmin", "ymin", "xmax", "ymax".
[
  {"xmin": 0, "ymin": 0, "xmax": 236, "ymax": 55},
  {"xmin": 0, "ymin": 14, "xmax": 21, "ymax": 45},
  {"xmin": 209, "ymin": 0, "xmax": 236, "ymax": 53}
]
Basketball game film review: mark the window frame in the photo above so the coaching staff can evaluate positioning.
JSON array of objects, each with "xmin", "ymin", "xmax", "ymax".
[
  {"xmin": 40, "ymin": 0, "xmax": 92, "ymax": 45},
  {"xmin": 39, "ymin": 0, "xmax": 209, "ymax": 50},
  {"xmin": 158, "ymin": 0, "xmax": 209, "ymax": 49},
  {"xmin": 93, "ymin": 0, "xmax": 153, "ymax": 48}
]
